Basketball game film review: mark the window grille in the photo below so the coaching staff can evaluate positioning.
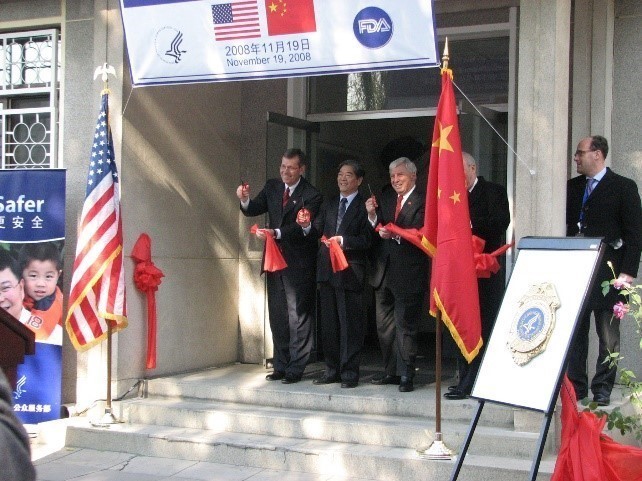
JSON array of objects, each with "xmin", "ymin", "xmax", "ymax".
[{"xmin": 0, "ymin": 29, "xmax": 60, "ymax": 169}]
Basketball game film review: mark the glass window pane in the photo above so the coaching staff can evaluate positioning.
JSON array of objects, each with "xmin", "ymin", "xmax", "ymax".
[{"xmin": 309, "ymin": 37, "xmax": 509, "ymax": 114}]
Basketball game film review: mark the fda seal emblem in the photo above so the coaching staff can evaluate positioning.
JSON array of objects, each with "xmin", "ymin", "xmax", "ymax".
[{"xmin": 507, "ymin": 282, "xmax": 560, "ymax": 366}]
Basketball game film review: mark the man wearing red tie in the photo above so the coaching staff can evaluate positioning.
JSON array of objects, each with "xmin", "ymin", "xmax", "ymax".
[
  {"xmin": 366, "ymin": 157, "xmax": 430, "ymax": 392},
  {"xmin": 237, "ymin": 148, "xmax": 322, "ymax": 384}
]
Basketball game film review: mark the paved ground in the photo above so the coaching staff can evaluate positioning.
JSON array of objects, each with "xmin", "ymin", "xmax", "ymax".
[{"xmin": 34, "ymin": 446, "xmax": 380, "ymax": 481}]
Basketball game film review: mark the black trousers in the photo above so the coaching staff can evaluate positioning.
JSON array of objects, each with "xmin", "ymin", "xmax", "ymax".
[
  {"xmin": 266, "ymin": 268, "xmax": 316, "ymax": 377},
  {"xmin": 567, "ymin": 307, "xmax": 620, "ymax": 398},
  {"xmin": 374, "ymin": 279, "xmax": 422, "ymax": 377},
  {"xmin": 318, "ymin": 282, "xmax": 365, "ymax": 382}
]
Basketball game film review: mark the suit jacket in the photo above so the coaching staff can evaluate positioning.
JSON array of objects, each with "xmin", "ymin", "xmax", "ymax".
[
  {"xmin": 566, "ymin": 168, "xmax": 642, "ymax": 307},
  {"xmin": 368, "ymin": 186, "xmax": 430, "ymax": 292},
  {"xmin": 469, "ymin": 177, "xmax": 511, "ymax": 254},
  {"xmin": 243, "ymin": 177, "xmax": 323, "ymax": 270},
  {"xmin": 311, "ymin": 193, "xmax": 372, "ymax": 291},
  {"xmin": 469, "ymin": 177, "xmax": 511, "ymax": 329}
]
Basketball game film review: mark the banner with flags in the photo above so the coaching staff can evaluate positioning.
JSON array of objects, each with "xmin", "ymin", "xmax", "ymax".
[
  {"xmin": 65, "ymin": 92, "xmax": 128, "ymax": 351},
  {"xmin": 119, "ymin": 0, "xmax": 439, "ymax": 86},
  {"xmin": 423, "ymin": 68, "xmax": 482, "ymax": 363}
]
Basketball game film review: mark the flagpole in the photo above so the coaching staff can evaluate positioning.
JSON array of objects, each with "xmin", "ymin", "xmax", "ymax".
[
  {"xmin": 89, "ymin": 61, "xmax": 121, "ymax": 427},
  {"xmin": 417, "ymin": 39, "xmax": 455, "ymax": 460}
]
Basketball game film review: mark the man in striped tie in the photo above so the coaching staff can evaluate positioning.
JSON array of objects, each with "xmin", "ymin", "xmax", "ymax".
[
  {"xmin": 298, "ymin": 160, "xmax": 372, "ymax": 388},
  {"xmin": 566, "ymin": 135, "xmax": 642, "ymax": 406}
]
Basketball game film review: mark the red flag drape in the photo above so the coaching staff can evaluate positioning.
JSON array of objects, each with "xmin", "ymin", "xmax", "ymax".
[
  {"xmin": 552, "ymin": 376, "xmax": 642, "ymax": 481},
  {"xmin": 250, "ymin": 224, "xmax": 288, "ymax": 272},
  {"xmin": 321, "ymin": 236, "xmax": 349, "ymax": 272},
  {"xmin": 131, "ymin": 233, "xmax": 164, "ymax": 370},
  {"xmin": 422, "ymin": 68, "xmax": 482, "ymax": 363}
]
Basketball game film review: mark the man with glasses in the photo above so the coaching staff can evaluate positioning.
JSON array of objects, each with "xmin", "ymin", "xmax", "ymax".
[
  {"xmin": 566, "ymin": 135, "xmax": 642, "ymax": 406},
  {"xmin": 237, "ymin": 148, "xmax": 322, "ymax": 384}
]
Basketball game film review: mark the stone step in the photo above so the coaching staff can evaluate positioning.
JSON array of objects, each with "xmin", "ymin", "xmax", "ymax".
[
  {"xmin": 122, "ymin": 397, "xmax": 554, "ymax": 457},
  {"xmin": 65, "ymin": 420, "xmax": 554, "ymax": 481},
  {"xmin": 143, "ymin": 364, "xmax": 522, "ymax": 428}
]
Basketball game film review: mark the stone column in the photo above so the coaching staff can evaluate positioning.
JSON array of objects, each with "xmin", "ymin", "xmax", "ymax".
[{"xmin": 515, "ymin": 0, "xmax": 572, "ymax": 241}]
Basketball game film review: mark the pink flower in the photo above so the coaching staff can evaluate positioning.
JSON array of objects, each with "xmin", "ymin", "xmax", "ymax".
[
  {"xmin": 613, "ymin": 301, "xmax": 630, "ymax": 320},
  {"xmin": 614, "ymin": 278, "xmax": 632, "ymax": 290}
]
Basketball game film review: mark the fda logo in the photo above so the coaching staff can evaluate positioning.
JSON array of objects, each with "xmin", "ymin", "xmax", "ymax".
[{"xmin": 353, "ymin": 7, "xmax": 393, "ymax": 49}]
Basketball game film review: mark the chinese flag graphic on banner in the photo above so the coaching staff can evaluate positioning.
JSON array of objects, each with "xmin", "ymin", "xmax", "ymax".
[
  {"xmin": 423, "ymin": 68, "xmax": 482, "ymax": 363},
  {"xmin": 265, "ymin": 0, "xmax": 316, "ymax": 36}
]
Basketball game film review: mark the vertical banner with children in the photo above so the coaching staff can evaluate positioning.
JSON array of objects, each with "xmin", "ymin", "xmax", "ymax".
[{"xmin": 0, "ymin": 169, "xmax": 66, "ymax": 424}]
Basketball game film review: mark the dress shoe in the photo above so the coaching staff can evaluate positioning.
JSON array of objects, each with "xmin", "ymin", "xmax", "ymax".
[
  {"xmin": 266, "ymin": 371, "xmax": 285, "ymax": 381},
  {"xmin": 341, "ymin": 380, "xmax": 358, "ymax": 388},
  {"xmin": 593, "ymin": 394, "xmax": 610, "ymax": 406},
  {"xmin": 398, "ymin": 376, "xmax": 414, "ymax": 392},
  {"xmin": 313, "ymin": 374, "xmax": 340, "ymax": 385},
  {"xmin": 281, "ymin": 374, "xmax": 302, "ymax": 384},
  {"xmin": 444, "ymin": 389, "xmax": 468, "ymax": 400},
  {"xmin": 371, "ymin": 375, "xmax": 401, "ymax": 385}
]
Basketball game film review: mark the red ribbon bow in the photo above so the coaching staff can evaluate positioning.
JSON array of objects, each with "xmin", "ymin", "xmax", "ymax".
[
  {"xmin": 250, "ymin": 224, "xmax": 288, "ymax": 272},
  {"xmin": 321, "ymin": 235, "xmax": 349, "ymax": 272},
  {"xmin": 471, "ymin": 236, "xmax": 513, "ymax": 278},
  {"xmin": 131, "ymin": 233, "xmax": 164, "ymax": 370}
]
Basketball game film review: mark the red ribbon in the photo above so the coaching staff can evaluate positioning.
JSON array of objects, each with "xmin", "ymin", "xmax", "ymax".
[
  {"xmin": 375, "ymin": 223, "xmax": 512, "ymax": 278},
  {"xmin": 250, "ymin": 224, "xmax": 288, "ymax": 272},
  {"xmin": 375, "ymin": 223, "xmax": 431, "ymax": 255},
  {"xmin": 472, "ymin": 236, "xmax": 513, "ymax": 278},
  {"xmin": 321, "ymin": 235, "xmax": 349, "ymax": 272},
  {"xmin": 131, "ymin": 233, "xmax": 164, "ymax": 370}
]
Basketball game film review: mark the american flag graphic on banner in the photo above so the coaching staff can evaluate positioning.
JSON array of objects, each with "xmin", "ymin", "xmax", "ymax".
[
  {"xmin": 65, "ymin": 92, "xmax": 128, "ymax": 351},
  {"xmin": 212, "ymin": 0, "xmax": 261, "ymax": 41}
]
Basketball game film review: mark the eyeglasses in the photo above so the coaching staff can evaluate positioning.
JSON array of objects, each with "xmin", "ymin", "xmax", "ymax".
[
  {"xmin": 0, "ymin": 282, "xmax": 19, "ymax": 295},
  {"xmin": 574, "ymin": 149, "xmax": 596, "ymax": 157}
]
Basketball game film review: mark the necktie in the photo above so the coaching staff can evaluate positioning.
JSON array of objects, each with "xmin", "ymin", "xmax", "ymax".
[
  {"xmin": 282, "ymin": 187, "xmax": 290, "ymax": 207},
  {"xmin": 578, "ymin": 178, "xmax": 595, "ymax": 233},
  {"xmin": 587, "ymin": 178, "xmax": 596, "ymax": 196},
  {"xmin": 336, "ymin": 197, "xmax": 348, "ymax": 232},
  {"xmin": 394, "ymin": 194, "xmax": 403, "ymax": 221}
]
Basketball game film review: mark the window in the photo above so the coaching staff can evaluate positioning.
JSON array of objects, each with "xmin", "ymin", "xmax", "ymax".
[{"xmin": 0, "ymin": 29, "xmax": 60, "ymax": 169}]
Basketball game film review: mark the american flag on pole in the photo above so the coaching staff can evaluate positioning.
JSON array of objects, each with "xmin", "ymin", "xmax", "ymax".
[
  {"xmin": 65, "ymin": 91, "xmax": 127, "ymax": 351},
  {"xmin": 211, "ymin": 0, "xmax": 261, "ymax": 41}
]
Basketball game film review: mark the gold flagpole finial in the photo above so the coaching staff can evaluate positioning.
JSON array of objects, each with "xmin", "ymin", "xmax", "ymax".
[{"xmin": 442, "ymin": 37, "xmax": 450, "ymax": 71}]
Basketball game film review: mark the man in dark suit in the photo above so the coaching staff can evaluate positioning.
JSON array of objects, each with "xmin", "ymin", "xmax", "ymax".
[
  {"xmin": 366, "ymin": 157, "xmax": 430, "ymax": 392},
  {"xmin": 566, "ymin": 135, "xmax": 642, "ymax": 406},
  {"xmin": 237, "ymin": 148, "xmax": 322, "ymax": 384},
  {"xmin": 299, "ymin": 160, "xmax": 372, "ymax": 388},
  {"xmin": 445, "ymin": 152, "xmax": 511, "ymax": 400}
]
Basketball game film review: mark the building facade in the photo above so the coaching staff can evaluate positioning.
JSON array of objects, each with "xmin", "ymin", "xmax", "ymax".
[{"xmin": 1, "ymin": 0, "xmax": 640, "ymax": 408}]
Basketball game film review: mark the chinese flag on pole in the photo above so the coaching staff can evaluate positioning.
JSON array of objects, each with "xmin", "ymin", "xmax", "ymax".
[
  {"xmin": 423, "ymin": 68, "xmax": 482, "ymax": 363},
  {"xmin": 264, "ymin": 0, "xmax": 316, "ymax": 36}
]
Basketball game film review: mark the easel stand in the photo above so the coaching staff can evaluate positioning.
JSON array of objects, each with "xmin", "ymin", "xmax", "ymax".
[
  {"xmin": 448, "ymin": 397, "xmax": 556, "ymax": 481},
  {"xmin": 449, "ymin": 236, "xmax": 604, "ymax": 480}
]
